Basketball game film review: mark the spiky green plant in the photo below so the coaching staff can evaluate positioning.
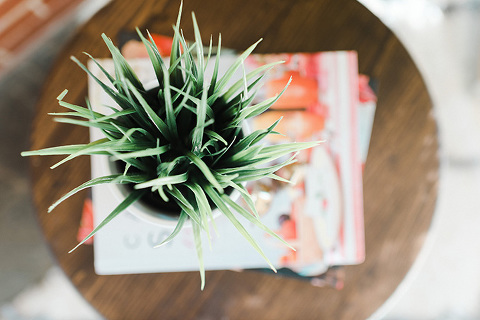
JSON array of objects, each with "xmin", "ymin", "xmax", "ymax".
[{"xmin": 22, "ymin": 4, "xmax": 319, "ymax": 289}]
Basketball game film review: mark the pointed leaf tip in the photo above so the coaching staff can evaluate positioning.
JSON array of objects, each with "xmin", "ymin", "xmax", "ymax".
[{"xmin": 57, "ymin": 89, "xmax": 68, "ymax": 101}]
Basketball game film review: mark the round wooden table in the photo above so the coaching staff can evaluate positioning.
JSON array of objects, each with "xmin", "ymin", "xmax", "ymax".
[{"xmin": 29, "ymin": 0, "xmax": 439, "ymax": 319}]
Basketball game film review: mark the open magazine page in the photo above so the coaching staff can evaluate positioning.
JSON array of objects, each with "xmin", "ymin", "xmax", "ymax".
[
  {"xmin": 82, "ymin": 42, "xmax": 373, "ymax": 286},
  {"xmin": 243, "ymin": 52, "xmax": 365, "ymax": 275}
]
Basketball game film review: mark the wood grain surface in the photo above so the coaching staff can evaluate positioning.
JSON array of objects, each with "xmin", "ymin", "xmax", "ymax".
[{"xmin": 29, "ymin": 0, "xmax": 440, "ymax": 319}]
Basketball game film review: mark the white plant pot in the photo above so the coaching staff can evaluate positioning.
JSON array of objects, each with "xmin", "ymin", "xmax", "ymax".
[
  {"xmin": 99, "ymin": 145, "xmax": 243, "ymax": 229},
  {"xmin": 98, "ymin": 155, "xmax": 184, "ymax": 228}
]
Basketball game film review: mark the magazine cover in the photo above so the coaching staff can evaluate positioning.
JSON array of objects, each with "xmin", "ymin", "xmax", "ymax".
[{"xmin": 85, "ymin": 47, "xmax": 369, "ymax": 278}]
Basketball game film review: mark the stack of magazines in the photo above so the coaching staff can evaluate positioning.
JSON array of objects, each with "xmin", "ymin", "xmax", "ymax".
[{"xmin": 82, "ymin": 39, "xmax": 376, "ymax": 287}]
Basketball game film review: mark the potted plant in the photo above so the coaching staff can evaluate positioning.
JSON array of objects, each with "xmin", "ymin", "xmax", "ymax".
[{"xmin": 22, "ymin": 3, "xmax": 319, "ymax": 289}]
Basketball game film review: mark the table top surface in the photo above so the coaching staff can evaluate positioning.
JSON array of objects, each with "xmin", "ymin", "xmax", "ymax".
[{"xmin": 29, "ymin": 0, "xmax": 440, "ymax": 319}]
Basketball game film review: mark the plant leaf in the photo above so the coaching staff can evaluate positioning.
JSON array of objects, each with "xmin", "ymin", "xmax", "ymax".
[
  {"xmin": 137, "ymin": 28, "xmax": 167, "ymax": 87},
  {"xmin": 191, "ymin": 12, "xmax": 204, "ymax": 85},
  {"xmin": 69, "ymin": 189, "xmax": 147, "ymax": 253},
  {"xmin": 48, "ymin": 174, "xmax": 144, "ymax": 212},
  {"xmin": 221, "ymin": 194, "xmax": 295, "ymax": 251},
  {"xmin": 192, "ymin": 221, "xmax": 205, "ymax": 290},
  {"xmin": 192, "ymin": 85, "xmax": 208, "ymax": 151},
  {"xmin": 187, "ymin": 152, "xmax": 223, "ymax": 193},
  {"xmin": 125, "ymin": 80, "xmax": 170, "ymax": 139},
  {"xmin": 169, "ymin": 1, "xmax": 184, "ymax": 87},
  {"xmin": 154, "ymin": 210, "xmax": 188, "ymax": 247},
  {"xmin": 112, "ymin": 145, "xmax": 170, "ymax": 161},
  {"xmin": 207, "ymin": 34, "xmax": 221, "ymax": 96},
  {"xmin": 166, "ymin": 186, "xmax": 202, "ymax": 226},
  {"xmin": 225, "ymin": 181, "xmax": 259, "ymax": 219},
  {"xmin": 223, "ymin": 61, "xmax": 284, "ymax": 101},
  {"xmin": 208, "ymin": 38, "xmax": 262, "ymax": 105},
  {"xmin": 135, "ymin": 172, "xmax": 188, "ymax": 189},
  {"xmin": 101, "ymin": 33, "xmax": 144, "ymax": 91},
  {"xmin": 204, "ymin": 185, "xmax": 276, "ymax": 272},
  {"xmin": 186, "ymin": 183, "xmax": 214, "ymax": 240}
]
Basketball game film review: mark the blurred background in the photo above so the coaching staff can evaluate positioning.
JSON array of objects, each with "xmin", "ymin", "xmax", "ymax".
[{"xmin": 1, "ymin": 0, "xmax": 480, "ymax": 319}]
